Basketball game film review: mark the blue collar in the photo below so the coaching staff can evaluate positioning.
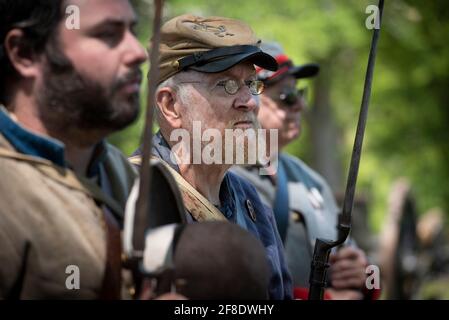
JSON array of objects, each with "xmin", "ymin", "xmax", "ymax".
[
  {"xmin": 0, "ymin": 107, "xmax": 66, "ymax": 167},
  {"xmin": 0, "ymin": 106, "xmax": 107, "ymax": 177}
]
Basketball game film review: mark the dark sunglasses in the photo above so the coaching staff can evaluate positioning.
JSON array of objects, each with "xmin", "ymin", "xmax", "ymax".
[{"xmin": 279, "ymin": 87, "xmax": 308, "ymax": 107}]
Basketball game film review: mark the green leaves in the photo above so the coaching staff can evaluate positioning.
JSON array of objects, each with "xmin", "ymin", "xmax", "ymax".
[{"xmin": 111, "ymin": 0, "xmax": 449, "ymax": 228}]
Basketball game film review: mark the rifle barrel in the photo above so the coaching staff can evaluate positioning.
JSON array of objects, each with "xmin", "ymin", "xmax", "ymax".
[{"xmin": 133, "ymin": 0, "xmax": 164, "ymax": 254}]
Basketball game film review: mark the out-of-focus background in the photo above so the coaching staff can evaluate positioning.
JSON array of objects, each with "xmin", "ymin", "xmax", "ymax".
[{"xmin": 113, "ymin": 0, "xmax": 449, "ymax": 299}]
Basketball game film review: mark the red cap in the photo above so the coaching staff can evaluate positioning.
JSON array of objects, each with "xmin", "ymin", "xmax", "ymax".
[{"xmin": 257, "ymin": 42, "xmax": 319, "ymax": 83}]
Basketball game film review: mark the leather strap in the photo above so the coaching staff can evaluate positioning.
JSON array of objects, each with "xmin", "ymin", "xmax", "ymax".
[
  {"xmin": 273, "ymin": 159, "xmax": 290, "ymax": 243},
  {"xmin": 99, "ymin": 205, "xmax": 122, "ymax": 299}
]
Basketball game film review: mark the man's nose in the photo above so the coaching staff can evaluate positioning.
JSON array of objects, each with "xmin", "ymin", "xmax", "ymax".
[
  {"xmin": 123, "ymin": 31, "xmax": 148, "ymax": 66},
  {"xmin": 233, "ymin": 86, "xmax": 258, "ymax": 112}
]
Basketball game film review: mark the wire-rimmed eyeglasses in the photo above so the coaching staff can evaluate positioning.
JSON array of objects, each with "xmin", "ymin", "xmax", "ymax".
[{"xmin": 179, "ymin": 79, "xmax": 265, "ymax": 95}]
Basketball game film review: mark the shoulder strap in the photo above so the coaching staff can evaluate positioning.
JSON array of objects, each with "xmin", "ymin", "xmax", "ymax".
[
  {"xmin": 128, "ymin": 155, "xmax": 226, "ymax": 222},
  {"xmin": 273, "ymin": 158, "xmax": 290, "ymax": 243}
]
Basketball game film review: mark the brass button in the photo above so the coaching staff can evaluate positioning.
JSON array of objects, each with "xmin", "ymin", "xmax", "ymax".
[
  {"xmin": 128, "ymin": 286, "xmax": 136, "ymax": 297},
  {"xmin": 292, "ymin": 212, "xmax": 303, "ymax": 223},
  {"xmin": 171, "ymin": 60, "xmax": 180, "ymax": 69}
]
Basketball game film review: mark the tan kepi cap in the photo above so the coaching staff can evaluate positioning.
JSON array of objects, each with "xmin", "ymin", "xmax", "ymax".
[{"xmin": 155, "ymin": 14, "xmax": 278, "ymax": 84}]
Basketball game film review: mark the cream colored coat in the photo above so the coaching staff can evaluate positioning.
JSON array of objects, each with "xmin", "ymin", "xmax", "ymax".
[{"xmin": 0, "ymin": 134, "xmax": 136, "ymax": 299}]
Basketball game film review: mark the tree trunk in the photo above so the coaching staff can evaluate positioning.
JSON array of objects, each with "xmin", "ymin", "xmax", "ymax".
[{"xmin": 307, "ymin": 59, "xmax": 343, "ymax": 193}]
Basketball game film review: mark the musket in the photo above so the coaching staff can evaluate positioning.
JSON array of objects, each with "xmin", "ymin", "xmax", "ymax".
[
  {"xmin": 119, "ymin": 0, "xmax": 193, "ymax": 299},
  {"xmin": 308, "ymin": 0, "xmax": 385, "ymax": 300},
  {"xmin": 122, "ymin": 0, "xmax": 186, "ymax": 297},
  {"xmin": 132, "ymin": 0, "xmax": 163, "ymax": 256}
]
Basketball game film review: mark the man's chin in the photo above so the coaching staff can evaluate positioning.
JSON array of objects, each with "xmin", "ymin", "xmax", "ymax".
[
  {"xmin": 291, "ymin": 129, "xmax": 300, "ymax": 140},
  {"xmin": 112, "ymin": 107, "xmax": 140, "ymax": 130},
  {"xmin": 282, "ymin": 129, "xmax": 300, "ymax": 145},
  {"xmin": 92, "ymin": 101, "xmax": 140, "ymax": 131}
]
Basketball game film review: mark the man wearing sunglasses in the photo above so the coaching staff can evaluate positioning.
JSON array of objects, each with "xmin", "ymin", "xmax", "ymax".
[
  {"xmin": 232, "ymin": 42, "xmax": 378, "ymax": 300},
  {"xmin": 129, "ymin": 15, "xmax": 292, "ymax": 300}
]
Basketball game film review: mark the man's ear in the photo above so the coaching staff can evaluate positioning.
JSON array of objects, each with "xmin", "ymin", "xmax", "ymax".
[
  {"xmin": 156, "ymin": 87, "xmax": 183, "ymax": 129},
  {"xmin": 4, "ymin": 29, "xmax": 42, "ymax": 78}
]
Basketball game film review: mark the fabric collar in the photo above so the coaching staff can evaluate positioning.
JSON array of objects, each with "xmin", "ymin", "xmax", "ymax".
[{"xmin": 0, "ymin": 105, "xmax": 65, "ymax": 167}]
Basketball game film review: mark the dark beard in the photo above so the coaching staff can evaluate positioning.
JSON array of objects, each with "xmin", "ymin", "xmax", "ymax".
[{"xmin": 36, "ymin": 40, "xmax": 141, "ymax": 144}]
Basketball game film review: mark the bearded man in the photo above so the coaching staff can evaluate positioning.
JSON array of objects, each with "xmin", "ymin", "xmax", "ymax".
[{"xmin": 0, "ymin": 0, "xmax": 146, "ymax": 299}]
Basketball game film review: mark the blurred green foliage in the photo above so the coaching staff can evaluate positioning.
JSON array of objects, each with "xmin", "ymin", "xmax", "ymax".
[{"xmin": 110, "ymin": 0, "xmax": 449, "ymax": 232}]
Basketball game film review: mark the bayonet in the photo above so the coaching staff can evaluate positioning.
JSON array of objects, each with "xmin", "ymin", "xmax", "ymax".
[{"xmin": 308, "ymin": 0, "xmax": 385, "ymax": 300}]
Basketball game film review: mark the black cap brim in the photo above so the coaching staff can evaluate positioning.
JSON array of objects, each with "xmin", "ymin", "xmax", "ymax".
[
  {"xmin": 289, "ymin": 63, "xmax": 320, "ymax": 79},
  {"xmin": 190, "ymin": 49, "xmax": 278, "ymax": 74}
]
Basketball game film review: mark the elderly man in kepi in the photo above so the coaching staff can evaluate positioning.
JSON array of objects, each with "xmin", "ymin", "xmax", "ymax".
[
  {"xmin": 129, "ymin": 15, "xmax": 292, "ymax": 299},
  {"xmin": 232, "ymin": 41, "xmax": 380, "ymax": 300}
]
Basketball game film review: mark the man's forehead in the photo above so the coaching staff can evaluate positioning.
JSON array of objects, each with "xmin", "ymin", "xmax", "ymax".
[{"xmin": 67, "ymin": 0, "xmax": 137, "ymax": 27}]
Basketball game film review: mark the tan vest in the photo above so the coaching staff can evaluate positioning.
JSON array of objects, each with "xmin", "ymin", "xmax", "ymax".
[{"xmin": 0, "ymin": 134, "xmax": 135, "ymax": 299}]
